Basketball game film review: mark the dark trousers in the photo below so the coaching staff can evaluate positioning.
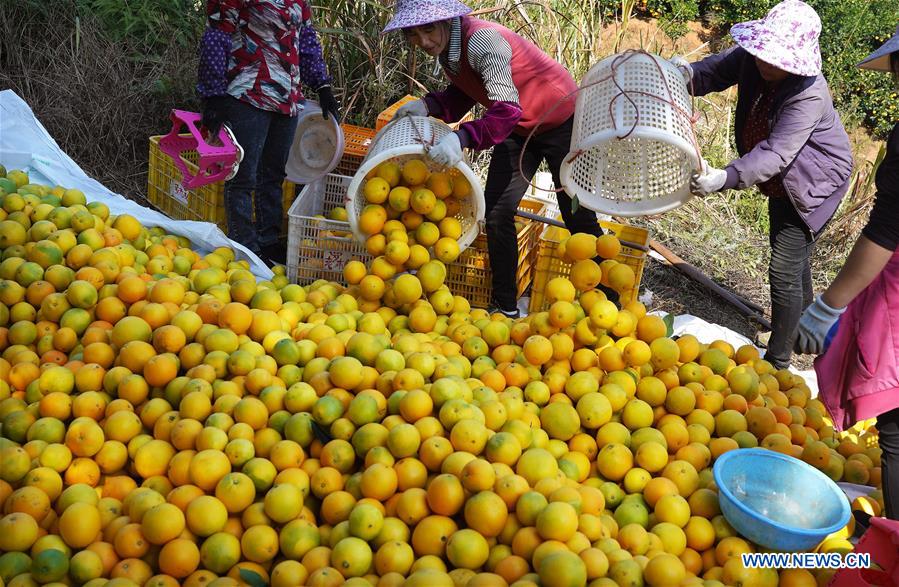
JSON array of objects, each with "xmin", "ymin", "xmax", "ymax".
[
  {"xmin": 222, "ymin": 96, "xmax": 298, "ymax": 254},
  {"xmin": 766, "ymin": 197, "xmax": 816, "ymax": 369},
  {"xmin": 485, "ymin": 117, "xmax": 602, "ymax": 310},
  {"xmin": 877, "ymin": 407, "xmax": 899, "ymax": 520}
]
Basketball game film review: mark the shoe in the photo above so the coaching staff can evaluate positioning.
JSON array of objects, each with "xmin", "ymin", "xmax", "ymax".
[
  {"xmin": 261, "ymin": 241, "xmax": 287, "ymax": 266},
  {"xmin": 598, "ymin": 284, "xmax": 620, "ymax": 305},
  {"xmin": 487, "ymin": 299, "xmax": 520, "ymax": 319}
]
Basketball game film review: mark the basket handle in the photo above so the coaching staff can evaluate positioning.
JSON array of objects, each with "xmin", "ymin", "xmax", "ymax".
[
  {"xmin": 377, "ymin": 112, "xmax": 439, "ymax": 155},
  {"xmin": 517, "ymin": 49, "xmax": 703, "ymax": 198}
]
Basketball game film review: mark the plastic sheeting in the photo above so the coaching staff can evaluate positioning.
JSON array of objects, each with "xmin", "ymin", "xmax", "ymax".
[{"xmin": 0, "ymin": 90, "xmax": 274, "ymax": 280}]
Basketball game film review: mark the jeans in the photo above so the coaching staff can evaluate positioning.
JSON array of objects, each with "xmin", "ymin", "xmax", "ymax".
[
  {"xmin": 766, "ymin": 197, "xmax": 816, "ymax": 369},
  {"xmin": 484, "ymin": 117, "xmax": 603, "ymax": 310},
  {"xmin": 876, "ymin": 407, "xmax": 899, "ymax": 520},
  {"xmin": 222, "ymin": 96, "xmax": 298, "ymax": 254}
]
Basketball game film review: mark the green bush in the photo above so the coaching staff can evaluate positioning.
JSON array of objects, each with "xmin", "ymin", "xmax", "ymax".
[
  {"xmin": 701, "ymin": 0, "xmax": 899, "ymax": 137},
  {"xmin": 644, "ymin": 0, "xmax": 700, "ymax": 38}
]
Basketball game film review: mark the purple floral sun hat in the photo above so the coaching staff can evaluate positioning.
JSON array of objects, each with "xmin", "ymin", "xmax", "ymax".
[
  {"xmin": 730, "ymin": 0, "xmax": 822, "ymax": 77},
  {"xmin": 383, "ymin": 0, "xmax": 472, "ymax": 34}
]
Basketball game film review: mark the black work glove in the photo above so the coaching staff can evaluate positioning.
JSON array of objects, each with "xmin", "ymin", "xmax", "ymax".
[
  {"xmin": 201, "ymin": 95, "xmax": 229, "ymax": 137},
  {"xmin": 317, "ymin": 85, "xmax": 340, "ymax": 122}
]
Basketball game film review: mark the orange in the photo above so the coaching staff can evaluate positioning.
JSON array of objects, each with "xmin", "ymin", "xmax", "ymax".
[
  {"xmin": 360, "ymin": 463, "xmax": 398, "ymax": 501},
  {"xmin": 426, "ymin": 474, "xmax": 465, "ymax": 516},
  {"xmin": 538, "ymin": 550, "xmax": 588, "ymax": 587},
  {"xmin": 241, "ymin": 524, "xmax": 280, "ymax": 563},
  {"xmin": 113, "ymin": 523, "xmax": 150, "ymax": 559},
  {"xmin": 186, "ymin": 496, "xmax": 228, "ymax": 537},
  {"xmin": 445, "ymin": 528, "xmax": 489, "ymax": 570},
  {"xmin": 463, "ymin": 491, "xmax": 508, "ymax": 538},
  {"xmin": 141, "ymin": 503, "xmax": 185, "ymax": 545},
  {"xmin": 411, "ymin": 515, "xmax": 458, "ymax": 557},
  {"xmin": 0, "ymin": 512, "xmax": 40, "ymax": 552},
  {"xmin": 536, "ymin": 502, "xmax": 578, "ymax": 542},
  {"xmin": 157, "ymin": 538, "xmax": 200, "ymax": 578}
]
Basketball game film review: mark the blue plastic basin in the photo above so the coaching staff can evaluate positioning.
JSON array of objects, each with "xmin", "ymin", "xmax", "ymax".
[{"xmin": 713, "ymin": 448, "xmax": 850, "ymax": 552}]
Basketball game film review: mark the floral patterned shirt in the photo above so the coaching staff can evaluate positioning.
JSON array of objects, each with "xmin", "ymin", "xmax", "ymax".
[
  {"xmin": 741, "ymin": 83, "xmax": 789, "ymax": 199},
  {"xmin": 197, "ymin": 0, "xmax": 330, "ymax": 116}
]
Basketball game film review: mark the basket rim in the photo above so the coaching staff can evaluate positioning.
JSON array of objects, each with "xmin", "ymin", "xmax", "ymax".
[{"xmin": 346, "ymin": 144, "xmax": 486, "ymax": 252}]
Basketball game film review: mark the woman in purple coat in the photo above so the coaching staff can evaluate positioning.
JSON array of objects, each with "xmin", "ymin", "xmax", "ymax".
[{"xmin": 677, "ymin": 0, "xmax": 853, "ymax": 369}]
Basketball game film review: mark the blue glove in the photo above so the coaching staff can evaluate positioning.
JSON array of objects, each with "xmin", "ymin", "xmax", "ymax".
[
  {"xmin": 429, "ymin": 132, "xmax": 463, "ymax": 168},
  {"xmin": 795, "ymin": 295, "xmax": 846, "ymax": 355}
]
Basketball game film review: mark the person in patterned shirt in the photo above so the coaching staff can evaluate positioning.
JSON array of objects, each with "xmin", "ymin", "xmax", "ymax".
[
  {"xmin": 197, "ymin": 0, "xmax": 339, "ymax": 264},
  {"xmin": 672, "ymin": 0, "xmax": 853, "ymax": 369},
  {"xmin": 383, "ymin": 0, "xmax": 611, "ymax": 318}
]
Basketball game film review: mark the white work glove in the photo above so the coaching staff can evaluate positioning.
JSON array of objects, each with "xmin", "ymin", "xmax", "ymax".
[
  {"xmin": 795, "ymin": 295, "xmax": 845, "ymax": 355},
  {"xmin": 670, "ymin": 56, "xmax": 693, "ymax": 85},
  {"xmin": 690, "ymin": 159, "xmax": 727, "ymax": 196},
  {"xmin": 393, "ymin": 99, "xmax": 429, "ymax": 120},
  {"xmin": 429, "ymin": 132, "xmax": 463, "ymax": 168}
]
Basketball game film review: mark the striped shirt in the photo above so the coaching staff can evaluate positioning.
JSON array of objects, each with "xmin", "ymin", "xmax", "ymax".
[
  {"xmin": 440, "ymin": 17, "xmax": 520, "ymax": 105},
  {"xmin": 424, "ymin": 17, "xmax": 524, "ymax": 150}
]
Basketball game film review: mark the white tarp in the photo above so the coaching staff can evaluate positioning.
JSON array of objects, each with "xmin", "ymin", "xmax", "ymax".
[
  {"xmin": 666, "ymin": 312, "xmax": 819, "ymax": 398},
  {"xmin": 0, "ymin": 90, "xmax": 273, "ymax": 280}
]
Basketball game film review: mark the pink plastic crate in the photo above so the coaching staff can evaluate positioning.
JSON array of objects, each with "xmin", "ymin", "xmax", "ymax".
[{"xmin": 829, "ymin": 517, "xmax": 899, "ymax": 586}]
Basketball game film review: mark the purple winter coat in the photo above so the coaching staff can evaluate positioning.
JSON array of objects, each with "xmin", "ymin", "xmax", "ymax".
[{"xmin": 691, "ymin": 47, "xmax": 853, "ymax": 233}]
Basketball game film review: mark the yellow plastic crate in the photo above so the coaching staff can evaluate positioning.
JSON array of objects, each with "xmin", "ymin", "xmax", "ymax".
[
  {"xmin": 446, "ymin": 199, "xmax": 545, "ymax": 309},
  {"xmin": 148, "ymin": 135, "xmax": 295, "ymax": 235},
  {"xmin": 149, "ymin": 124, "xmax": 376, "ymax": 234},
  {"xmin": 377, "ymin": 95, "xmax": 475, "ymax": 133},
  {"xmin": 529, "ymin": 220, "xmax": 650, "ymax": 313}
]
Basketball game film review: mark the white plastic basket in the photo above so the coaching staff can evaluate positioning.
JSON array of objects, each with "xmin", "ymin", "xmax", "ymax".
[
  {"xmin": 560, "ymin": 51, "xmax": 701, "ymax": 217},
  {"xmin": 284, "ymin": 101, "xmax": 344, "ymax": 185},
  {"xmin": 286, "ymin": 173, "xmax": 369, "ymax": 284},
  {"xmin": 345, "ymin": 116, "xmax": 486, "ymax": 251}
]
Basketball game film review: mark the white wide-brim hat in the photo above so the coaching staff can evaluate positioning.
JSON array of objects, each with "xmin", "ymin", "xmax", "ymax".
[
  {"xmin": 858, "ymin": 23, "xmax": 899, "ymax": 71},
  {"xmin": 730, "ymin": 0, "xmax": 822, "ymax": 77},
  {"xmin": 383, "ymin": 0, "xmax": 472, "ymax": 34}
]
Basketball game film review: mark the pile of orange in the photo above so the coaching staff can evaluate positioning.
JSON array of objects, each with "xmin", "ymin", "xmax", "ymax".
[{"xmin": 0, "ymin": 168, "xmax": 878, "ymax": 587}]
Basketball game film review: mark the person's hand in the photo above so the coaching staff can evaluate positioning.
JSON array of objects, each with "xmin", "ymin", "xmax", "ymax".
[
  {"xmin": 795, "ymin": 295, "xmax": 845, "ymax": 355},
  {"xmin": 201, "ymin": 95, "xmax": 230, "ymax": 137},
  {"xmin": 428, "ymin": 132, "xmax": 463, "ymax": 167},
  {"xmin": 669, "ymin": 56, "xmax": 693, "ymax": 85},
  {"xmin": 393, "ymin": 99, "xmax": 429, "ymax": 120},
  {"xmin": 317, "ymin": 85, "xmax": 340, "ymax": 122},
  {"xmin": 690, "ymin": 159, "xmax": 727, "ymax": 196}
]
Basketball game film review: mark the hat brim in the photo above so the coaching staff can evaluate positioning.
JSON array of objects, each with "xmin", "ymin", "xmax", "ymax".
[
  {"xmin": 382, "ymin": 5, "xmax": 471, "ymax": 34},
  {"xmin": 857, "ymin": 38, "xmax": 899, "ymax": 71},
  {"xmin": 731, "ymin": 20, "xmax": 822, "ymax": 76}
]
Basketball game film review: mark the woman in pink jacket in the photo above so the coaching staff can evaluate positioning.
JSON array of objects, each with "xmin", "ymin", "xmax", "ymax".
[
  {"xmin": 383, "ymin": 0, "xmax": 609, "ymax": 318},
  {"xmin": 795, "ymin": 26, "xmax": 899, "ymax": 519}
]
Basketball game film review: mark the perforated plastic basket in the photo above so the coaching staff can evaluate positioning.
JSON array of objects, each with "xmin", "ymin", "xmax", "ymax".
[
  {"xmin": 286, "ymin": 173, "xmax": 368, "ymax": 284},
  {"xmin": 345, "ymin": 116, "xmax": 486, "ymax": 252},
  {"xmin": 560, "ymin": 51, "xmax": 701, "ymax": 217}
]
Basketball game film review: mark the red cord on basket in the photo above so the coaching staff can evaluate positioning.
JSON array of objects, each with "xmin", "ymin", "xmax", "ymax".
[{"xmin": 517, "ymin": 49, "xmax": 703, "ymax": 195}]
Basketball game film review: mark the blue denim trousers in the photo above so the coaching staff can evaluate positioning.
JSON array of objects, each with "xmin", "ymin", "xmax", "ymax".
[{"xmin": 222, "ymin": 97, "xmax": 298, "ymax": 254}]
